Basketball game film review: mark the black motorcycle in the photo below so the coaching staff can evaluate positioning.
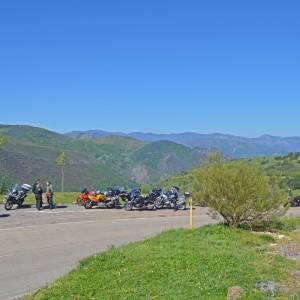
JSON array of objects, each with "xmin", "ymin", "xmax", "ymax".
[
  {"xmin": 290, "ymin": 195, "xmax": 300, "ymax": 207},
  {"xmin": 122, "ymin": 188, "xmax": 156, "ymax": 211},
  {"xmin": 103, "ymin": 187, "xmax": 122, "ymax": 208},
  {"xmin": 155, "ymin": 186, "xmax": 187, "ymax": 210},
  {"xmin": 4, "ymin": 184, "xmax": 31, "ymax": 211}
]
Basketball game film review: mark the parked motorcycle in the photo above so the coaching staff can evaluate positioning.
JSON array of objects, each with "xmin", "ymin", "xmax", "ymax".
[
  {"xmin": 82, "ymin": 188, "xmax": 120, "ymax": 209},
  {"xmin": 3, "ymin": 184, "xmax": 31, "ymax": 211},
  {"xmin": 155, "ymin": 186, "xmax": 187, "ymax": 210},
  {"xmin": 290, "ymin": 195, "xmax": 300, "ymax": 207},
  {"xmin": 122, "ymin": 188, "xmax": 156, "ymax": 211},
  {"xmin": 76, "ymin": 188, "xmax": 94, "ymax": 206}
]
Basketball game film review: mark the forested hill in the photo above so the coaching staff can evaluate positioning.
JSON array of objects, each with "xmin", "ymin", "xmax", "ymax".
[{"xmin": 0, "ymin": 125, "xmax": 209, "ymax": 191}]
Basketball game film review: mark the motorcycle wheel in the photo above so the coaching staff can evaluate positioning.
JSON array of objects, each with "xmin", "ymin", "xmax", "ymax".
[
  {"xmin": 18, "ymin": 200, "xmax": 24, "ymax": 209},
  {"xmin": 84, "ymin": 201, "xmax": 93, "ymax": 209},
  {"xmin": 147, "ymin": 202, "xmax": 156, "ymax": 211},
  {"xmin": 76, "ymin": 197, "xmax": 85, "ymax": 206},
  {"xmin": 154, "ymin": 198, "xmax": 164, "ymax": 209},
  {"xmin": 107, "ymin": 202, "xmax": 115, "ymax": 209},
  {"xmin": 177, "ymin": 202, "xmax": 187, "ymax": 210},
  {"xmin": 124, "ymin": 202, "xmax": 133, "ymax": 211},
  {"xmin": 5, "ymin": 199, "xmax": 14, "ymax": 211}
]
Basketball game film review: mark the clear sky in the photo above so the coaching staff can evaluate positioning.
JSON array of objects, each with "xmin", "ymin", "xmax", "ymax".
[{"xmin": 0, "ymin": 0, "xmax": 299, "ymax": 137}]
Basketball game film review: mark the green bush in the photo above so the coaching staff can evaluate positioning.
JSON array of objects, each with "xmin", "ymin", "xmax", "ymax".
[
  {"xmin": 141, "ymin": 184, "xmax": 151, "ymax": 194},
  {"xmin": 192, "ymin": 154, "xmax": 288, "ymax": 227}
]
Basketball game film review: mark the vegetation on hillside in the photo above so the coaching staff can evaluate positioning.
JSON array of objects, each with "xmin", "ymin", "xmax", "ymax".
[
  {"xmin": 163, "ymin": 153, "xmax": 300, "ymax": 196},
  {"xmin": 244, "ymin": 153, "xmax": 300, "ymax": 191},
  {"xmin": 0, "ymin": 125, "xmax": 208, "ymax": 191}
]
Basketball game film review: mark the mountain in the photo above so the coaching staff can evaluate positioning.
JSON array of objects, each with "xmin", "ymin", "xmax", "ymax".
[
  {"xmin": 0, "ymin": 125, "xmax": 209, "ymax": 190},
  {"xmin": 0, "ymin": 126, "xmax": 135, "ymax": 191},
  {"xmin": 66, "ymin": 130, "xmax": 300, "ymax": 158}
]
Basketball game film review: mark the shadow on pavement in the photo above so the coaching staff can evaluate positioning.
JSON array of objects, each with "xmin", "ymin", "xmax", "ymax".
[
  {"xmin": 21, "ymin": 204, "xmax": 33, "ymax": 209},
  {"xmin": 0, "ymin": 214, "xmax": 10, "ymax": 218},
  {"xmin": 52, "ymin": 205, "xmax": 68, "ymax": 209}
]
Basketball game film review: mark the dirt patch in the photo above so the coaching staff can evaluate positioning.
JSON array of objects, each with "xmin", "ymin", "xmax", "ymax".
[
  {"xmin": 281, "ymin": 243, "xmax": 300, "ymax": 260},
  {"xmin": 278, "ymin": 231, "xmax": 300, "ymax": 296}
]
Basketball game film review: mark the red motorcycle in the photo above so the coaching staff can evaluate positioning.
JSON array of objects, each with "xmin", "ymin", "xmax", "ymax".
[{"xmin": 76, "ymin": 188, "xmax": 95, "ymax": 206}]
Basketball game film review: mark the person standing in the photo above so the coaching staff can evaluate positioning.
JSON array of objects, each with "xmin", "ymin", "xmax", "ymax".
[
  {"xmin": 46, "ymin": 181, "xmax": 54, "ymax": 209},
  {"xmin": 32, "ymin": 179, "xmax": 43, "ymax": 210}
]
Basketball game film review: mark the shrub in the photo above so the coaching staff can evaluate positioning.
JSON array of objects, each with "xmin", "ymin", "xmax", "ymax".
[
  {"xmin": 192, "ymin": 154, "xmax": 288, "ymax": 227},
  {"xmin": 141, "ymin": 184, "xmax": 151, "ymax": 194}
]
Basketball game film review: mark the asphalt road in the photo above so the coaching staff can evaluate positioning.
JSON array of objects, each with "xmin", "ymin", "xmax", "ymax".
[{"xmin": 0, "ymin": 204, "xmax": 216, "ymax": 300}]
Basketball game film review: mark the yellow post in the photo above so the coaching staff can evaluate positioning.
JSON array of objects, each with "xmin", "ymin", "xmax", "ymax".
[{"xmin": 189, "ymin": 197, "xmax": 193, "ymax": 230}]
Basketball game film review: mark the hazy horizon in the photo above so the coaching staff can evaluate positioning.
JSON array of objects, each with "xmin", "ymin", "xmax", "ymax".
[{"xmin": 1, "ymin": 122, "xmax": 300, "ymax": 139}]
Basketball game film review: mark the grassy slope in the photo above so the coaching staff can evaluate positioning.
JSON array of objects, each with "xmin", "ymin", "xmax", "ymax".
[
  {"xmin": 162, "ymin": 153, "xmax": 300, "ymax": 194},
  {"xmin": 1, "ymin": 193, "xmax": 80, "ymax": 205},
  {"xmin": 0, "ymin": 140, "xmax": 135, "ymax": 191},
  {"xmin": 26, "ymin": 222, "xmax": 300, "ymax": 300}
]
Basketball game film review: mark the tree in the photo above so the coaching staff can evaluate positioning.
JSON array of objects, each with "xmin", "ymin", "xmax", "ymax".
[
  {"xmin": 192, "ymin": 154, "xmax": 288, "ymax": 228},
  {"xmin": 56, "ymin": 152, "xmax": 68, "ymax": 192},
  {"xmin": 0, "ymin": 136, "xmax": 6, "ymax": 148}
]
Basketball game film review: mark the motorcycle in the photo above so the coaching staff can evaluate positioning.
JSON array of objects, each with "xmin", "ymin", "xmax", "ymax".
[
  {"xmin": 103, "ymin": 187, "xmax": 121, "ymax": 208},
  {"xmin": 290, "ymin": 195, "xmax": 300, "ymax": 207},
  {"xmin": 3, "ymin": 184, "xmax": 31, "ymax": 211},
  {"xmin": 83, "ymin": 188, "xmax": 120, "ymax": 209},
  {"xmin": 155, "ymin": 186, "xmax": 187, "ymax": 210},
  {"xmin": 122, "ymin": 188, "xmax": 156, "ymax": 211},
  {"xmin": 76, "ymin": 188, "xmax": 94, "ymax": 206}
]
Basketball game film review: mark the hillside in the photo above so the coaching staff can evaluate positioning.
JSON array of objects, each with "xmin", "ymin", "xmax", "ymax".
[
  {"xmin": 244, "ymin": 153, "xmax": 300, "ymax": 190},
  {"xmin": 66, "ymin": 130, "xmax": 300, "ymax": 158},
  {"xmin": 162, "ymin": 152, "xmax": 300, "ymax": 193},
  {"xmin": 0, "ymin": 138, "xmax": 134, "ymax": 191},
  {"xmin": 0, "ymin": 125, "xmax": 209, "ymax": 190}
]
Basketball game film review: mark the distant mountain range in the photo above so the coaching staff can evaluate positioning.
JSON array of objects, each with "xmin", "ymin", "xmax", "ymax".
[
  {"xmin": 0, "ymin": 125, "xmax": 209, "ymax": 191},
  {"xmin": 66, "ymin": 130, "xmax": 300, "ymax": 158}
]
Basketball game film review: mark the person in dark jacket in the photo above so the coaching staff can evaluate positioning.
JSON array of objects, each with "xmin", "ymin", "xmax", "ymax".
[
  {"xmin": 46, "ymin": 181, "xmax": 54, "ymax": 209},
  {"xmin": 32, "ymin": 179, "xmax": 43, "ymax": 210}
]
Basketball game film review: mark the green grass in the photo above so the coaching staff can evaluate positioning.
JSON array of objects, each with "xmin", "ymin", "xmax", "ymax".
[
  {"xmin": 25, "ymin": 224, "xmax": 298, "ymax": 300},
  {"xmin": 1, "ymin": 192, "xmax": 79, "ymax": 205}
]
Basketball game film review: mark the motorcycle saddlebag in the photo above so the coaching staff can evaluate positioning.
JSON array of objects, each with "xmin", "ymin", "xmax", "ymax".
[{"xmin": 21, "ymin": 184, "xmax": 32, "ymax": 191}]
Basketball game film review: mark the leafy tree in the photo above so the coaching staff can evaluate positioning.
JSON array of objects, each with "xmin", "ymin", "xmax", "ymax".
[
  {"xmin": 56, "ymin": 152, "xmax": 68, "ymax": 192},
  {"xmin": 192, "ymin": 154, "xmax": 288, "ymax": 227},
  {"xmin": 0, "ymin": 136, "xmax": 6, "ymax": 148}
]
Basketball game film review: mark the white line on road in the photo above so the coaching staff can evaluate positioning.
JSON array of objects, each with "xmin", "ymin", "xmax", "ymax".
[
  {"xmin": 0, "ymin": 220, "xmax": 100, "ymax": 231},
  {"xmin": 0, "ymin": 215, "xmax": 204, "ymax": 232},
  {"xmin": 0, "ymin": 254, "xmax": 13, "ymax": 259},
  {"xmin": 5, "ymin": 292, "xmax": 26, "ymax": 300},
  {"xmin": 24, "ymin": 210, "xmax": 105, "ymax": 213}
]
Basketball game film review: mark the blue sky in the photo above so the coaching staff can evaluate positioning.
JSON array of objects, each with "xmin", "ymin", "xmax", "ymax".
[{"xmin": 0, "ymin": 0, "xmax": 299, "ymax": 137}]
